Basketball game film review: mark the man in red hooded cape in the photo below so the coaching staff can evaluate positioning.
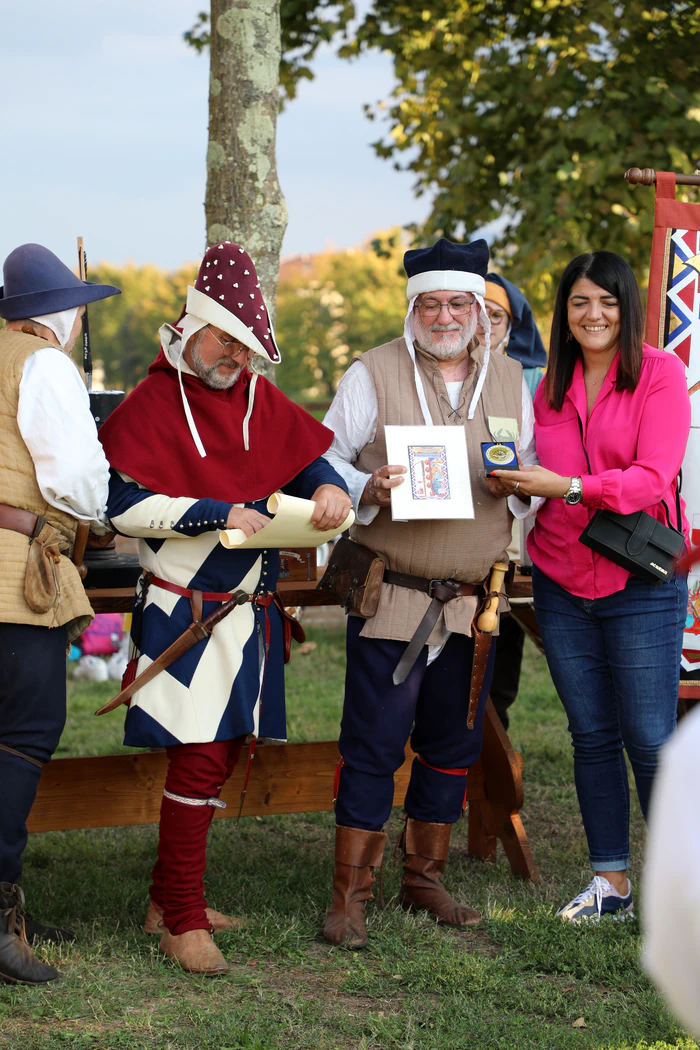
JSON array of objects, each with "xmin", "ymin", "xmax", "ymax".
[{"xmin": 99, "ymin": 242, "xmax": 350, "ymax": 976}]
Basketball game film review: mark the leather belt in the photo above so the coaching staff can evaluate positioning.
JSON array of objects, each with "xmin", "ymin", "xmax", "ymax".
[
  {"xmin": 0, "ymin": 504, "xmax": 40, "ymax": 539},
  {"xmin": 151, "ymin": 576, "xmax": 244, "ymax": 604},
  {"xmin": 385, "ymin": 570, "xmax": 485, "ymax": 685},
  {"xmin": 383, "ymin": 570, "xmax": 481, "ymax": 601}
]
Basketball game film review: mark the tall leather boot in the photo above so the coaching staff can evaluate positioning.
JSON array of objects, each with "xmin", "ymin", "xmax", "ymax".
[
  {"xmin": 323, "ymin": 825, "xmax": 387, "ymax": 949},
  {"xmin": 0, "ymin": 884, "xmax": 58, "ymax": 984},
  {"xmin": 398, "ymin": 818, "xmax": 481, "ymax": 928}
]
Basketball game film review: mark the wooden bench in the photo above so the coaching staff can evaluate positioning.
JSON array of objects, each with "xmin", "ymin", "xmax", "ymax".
[{"xmin": 28, "ymin": 565, "xmax": 540, "ymax": 882}]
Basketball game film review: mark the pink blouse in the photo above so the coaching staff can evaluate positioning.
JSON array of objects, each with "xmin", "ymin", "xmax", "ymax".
[{"xmin": 528, "ymin": 345, "xmax": 690, "ymax": 599}]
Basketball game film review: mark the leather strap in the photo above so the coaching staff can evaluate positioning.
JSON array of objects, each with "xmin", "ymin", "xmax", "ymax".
[
  {"xmin": 391, "ymin": 576, "xmax": 484, "ymax": 686},
  {"xmin": 0, "ymin": 504, "xmax": 39, "ymax": 539},
  {"xmin": 383, "ymin": 569, "xmax": 480, "ymax": 599},
  {"xmin": 0, "ymin": 742, "xmax": 44, "ymax": 769},
  {"xmin": 467, "ymin": 624, "xmax": 493, "ymax": 729},
  {"xmin": 151, "ymin": 576, "xmax": 237, "ymax": 603},
  {"xmin": 393, "ymin": 597, "xmax": 445, "ymax": 685}
]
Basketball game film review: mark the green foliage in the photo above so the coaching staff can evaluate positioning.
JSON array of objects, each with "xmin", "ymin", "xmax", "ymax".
[
  {"xmin": 275, "ymin": 229, "xmax": 408, "ymax": 404},
  {"xmin": 185, "ymin": 1, "xmax": 356, "ymax": 102},
  {"xmin": 86, "ymin": 262, "xmax": 197, "ymax": 391},
  {"xmin": 342, "ymin": 0, "xmax": 700, "ymax": 312}
]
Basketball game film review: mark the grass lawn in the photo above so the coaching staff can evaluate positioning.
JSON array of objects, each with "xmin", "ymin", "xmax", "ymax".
[{"xmin": 1, "ymin": 628, "xmax": 695, "ymax": 1050}]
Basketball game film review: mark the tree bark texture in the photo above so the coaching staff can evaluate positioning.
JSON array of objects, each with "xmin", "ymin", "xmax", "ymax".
[{"xmin": 205, "ymin": 0, "xmax": 288, "ymax": 332}]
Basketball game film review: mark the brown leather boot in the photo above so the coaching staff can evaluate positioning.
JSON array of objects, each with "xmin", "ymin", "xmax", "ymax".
[
  {"xmin": 0, "ymin": 884, "xmax": 59, "ymax": 984},
  {"xmin": 399, "ymin": 818, "xmax": 481, "ymax": 928},
  {"xmin": 143, "ymin": 901, "xmax": 246, "ymax": 935},
  {"xmin": 322, "ymin": 825, "xmax": 387, "ymax": 949},
  {"xmin": 159, "ymin": 928, "xmax": 228, "ymax": 975}
]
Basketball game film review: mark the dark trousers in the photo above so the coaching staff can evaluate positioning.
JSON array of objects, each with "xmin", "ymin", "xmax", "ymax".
[
  {"xmin": 336, "ymin": 616, "xmax": 495, "ymax": 831},
  {"xmin": 489, "ymin": 612, "xmax": 525, "ymax": 731},
  {"xmin": 0, "ymin": 622, "xmax": 67, "ymax": 883},
  {"xmin": 533, "ymin": 565, "xmax": 685, "ymax": 870}
]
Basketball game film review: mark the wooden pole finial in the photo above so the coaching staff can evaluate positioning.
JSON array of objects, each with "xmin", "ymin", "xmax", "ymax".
[{"xmin": 625, "ymin": 167, "xmax": 700, "ymax": 187}]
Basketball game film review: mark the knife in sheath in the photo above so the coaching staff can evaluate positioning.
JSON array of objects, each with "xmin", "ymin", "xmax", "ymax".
[{"xmin": 95, "ymin": 588, "xmax": 250, "ymax": 715}]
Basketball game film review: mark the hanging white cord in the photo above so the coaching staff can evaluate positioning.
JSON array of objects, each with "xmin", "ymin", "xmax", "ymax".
[{"xmin": 403, "ymin": 292, "xmax": 492, "ymax": 423}]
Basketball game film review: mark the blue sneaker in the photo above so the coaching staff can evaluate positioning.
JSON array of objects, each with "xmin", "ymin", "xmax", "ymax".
[{"xmin": 556, "ymin": 875, "xmax": 634, "ymax": 922}]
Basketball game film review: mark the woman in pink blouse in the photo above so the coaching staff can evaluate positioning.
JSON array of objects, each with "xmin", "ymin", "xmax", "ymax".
[{"xmin": 493, "ymin": 251, "xmax": 689, "ymax": 923}]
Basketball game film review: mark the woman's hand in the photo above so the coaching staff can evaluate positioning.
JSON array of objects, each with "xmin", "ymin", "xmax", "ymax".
[
  {"xmin": 225, "ymin": 506, "xmax": 272, "ymax": 537},
  {"xmin": 311, "ymin": 485, "xmax": 353, "ymax": 531},
  {"xmin": 490, "ymin": 464, "xmax": 572, "ymax": 499}
]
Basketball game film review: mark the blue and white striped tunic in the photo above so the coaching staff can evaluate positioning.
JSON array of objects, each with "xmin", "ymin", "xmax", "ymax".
[{"xmin": 106, "ymin": 457, "xmax": 344, "ymax": 749}]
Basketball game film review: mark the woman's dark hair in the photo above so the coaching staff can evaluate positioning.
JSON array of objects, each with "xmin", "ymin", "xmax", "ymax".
[{"xmin": 544, "ymin": 251, "xmax": 644, "ymax": 411}]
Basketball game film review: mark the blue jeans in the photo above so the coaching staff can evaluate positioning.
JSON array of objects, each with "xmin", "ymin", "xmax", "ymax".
[{"xmin": 532, "ymin": 565, "xmax": 686, "ymax": 872}]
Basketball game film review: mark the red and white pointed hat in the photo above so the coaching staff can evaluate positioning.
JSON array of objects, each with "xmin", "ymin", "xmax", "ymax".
[{"xmin": 187, "ymin": 242, "xmax": 280, "ymax": 363}]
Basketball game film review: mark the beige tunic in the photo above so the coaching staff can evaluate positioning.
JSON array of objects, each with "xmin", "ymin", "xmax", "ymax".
[
  {"xmin": 349, "ymin": 336, "xmax": 522, "ymax": 644},
  {"xmin": 0, "ymin": 329, "xmax": 93, "ymax": 640}
]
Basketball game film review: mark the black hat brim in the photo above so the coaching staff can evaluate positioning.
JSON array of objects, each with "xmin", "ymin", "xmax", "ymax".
[{"xmin": 0, "ymin": 281, "xmax": 121, "ymax": 321}]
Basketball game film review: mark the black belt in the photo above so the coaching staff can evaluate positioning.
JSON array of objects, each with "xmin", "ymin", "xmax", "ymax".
[{"xmin": 383, "ymin": 571, "xmax": 484, "ymax": 684}]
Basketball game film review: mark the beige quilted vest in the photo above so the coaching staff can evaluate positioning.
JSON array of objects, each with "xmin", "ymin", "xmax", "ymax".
[
  {"xmin": 349, "ymin": 336, "xmax": 522, "ymax": 643},
  {"xmin": 0, "ymin": 328, "xmax": 93, "ymax": 640}
]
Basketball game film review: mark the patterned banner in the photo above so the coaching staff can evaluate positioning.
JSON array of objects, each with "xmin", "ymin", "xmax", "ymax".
[{"xmin": 645, "ymin": 172, "xmax": 700, "ymax": 669}]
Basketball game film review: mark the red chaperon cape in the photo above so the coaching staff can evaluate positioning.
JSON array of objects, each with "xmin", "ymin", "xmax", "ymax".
[{"xmin": 99, "ymin": 348, "xmax": 334, "ymax": 502}]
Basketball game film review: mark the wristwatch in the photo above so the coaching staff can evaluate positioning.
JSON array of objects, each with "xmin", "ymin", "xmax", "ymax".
[{"xmin": 565, "ymin": 477, "xmax": 583, "ymax": 505}]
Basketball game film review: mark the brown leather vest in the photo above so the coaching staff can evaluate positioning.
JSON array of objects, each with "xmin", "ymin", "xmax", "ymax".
[{"xmin": 350, "ymin": 336, "xmax": 522, "ymax": 643}]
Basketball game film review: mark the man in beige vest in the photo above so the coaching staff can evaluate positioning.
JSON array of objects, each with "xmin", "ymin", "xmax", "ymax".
[
  {"xmin": 321, "ymin": 238, "xmax": 536, "ymax": 948},
  {"xmin": 0, "ymin": 243, "xmax": 120, "ymax": 983}
]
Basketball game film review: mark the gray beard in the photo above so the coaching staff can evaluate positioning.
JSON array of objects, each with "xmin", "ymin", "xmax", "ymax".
[
  {"xmin": 190, "ymin": 344, "xmax": 243, "ymax": 389},
  {"xmin": 414, "ymin": 314, "xmax": 477, "ymax": 360}
]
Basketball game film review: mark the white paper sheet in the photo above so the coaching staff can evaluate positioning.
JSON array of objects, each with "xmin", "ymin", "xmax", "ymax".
[
  {"xmin": 219, "ymin": 491, "xmax": 355, "ymax": 549},
  {"xmin": 384, "ymin": 424, "xmax": 475, "ymax": 521}
]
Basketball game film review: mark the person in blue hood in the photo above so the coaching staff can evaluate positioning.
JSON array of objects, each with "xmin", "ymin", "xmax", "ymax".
[{"xmin": 478, "ymin": 274, "xmax": 546, "ymax": 398}]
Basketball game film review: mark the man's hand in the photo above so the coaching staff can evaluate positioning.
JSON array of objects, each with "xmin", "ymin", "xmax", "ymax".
[
  {"xmin": 483, "ymin": 476, "xmax": 512, "ymax": 499},
  {"xmin": 225, "ymin": 506, "xmax": 271, "ymax": 538},
  {"xmin": 490, "ymin": 464, "xmax": 571, "ymax": 499},
  {"xmin": 360, "ymin": 464, "xmax": 407, "ymax": 507},
  {"xmin": 311, "ymin": 485, "xmax": 353, "ymax": 531}
]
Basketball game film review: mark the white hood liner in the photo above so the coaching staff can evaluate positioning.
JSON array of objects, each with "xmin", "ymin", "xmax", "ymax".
[{"xmin": 403, "ymin": 296, "xmax": 492, "ymax": 423}]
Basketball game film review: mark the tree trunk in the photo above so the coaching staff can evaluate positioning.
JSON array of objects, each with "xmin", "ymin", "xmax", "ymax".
[{"xmin": 205, "ymin": 0, "xmax": 288, "ymax": 344}]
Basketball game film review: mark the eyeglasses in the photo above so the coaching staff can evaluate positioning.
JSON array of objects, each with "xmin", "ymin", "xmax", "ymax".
[
  {"xmin": 486, "ymin": 309, "xmax": 508, "ymax": 325},
  {"xmin": 209, "ymin": 327, "xmax": 250, "ymax": 357},
  {"xmin": 416, "ymin": 296, "xmax": 476, "ymax": 317}
]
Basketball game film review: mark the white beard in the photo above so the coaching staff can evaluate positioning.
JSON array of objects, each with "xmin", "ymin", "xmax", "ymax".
[
  {"xmin": 190, "ymin": 344, "xmax": 243, "ymax": 389},
  {"xmin": 414, "ymin": 313, "xmax": 478, "ymax": 360}
]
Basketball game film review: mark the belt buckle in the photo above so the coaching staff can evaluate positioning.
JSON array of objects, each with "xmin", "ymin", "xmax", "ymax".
[{"xmin": 428, "ymin": 579, "xmax": 444, "ymax": 598}]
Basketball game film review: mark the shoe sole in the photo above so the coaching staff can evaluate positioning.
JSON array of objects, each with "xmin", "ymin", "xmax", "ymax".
[{"xmin": 0, "ymin": 969, "xmax": 59, "ymax": 985}]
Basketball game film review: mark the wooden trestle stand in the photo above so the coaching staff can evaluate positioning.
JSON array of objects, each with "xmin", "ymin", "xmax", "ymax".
[{"xmin": 27, "ymin": 555, "xmax": 539, "ymax": 882}]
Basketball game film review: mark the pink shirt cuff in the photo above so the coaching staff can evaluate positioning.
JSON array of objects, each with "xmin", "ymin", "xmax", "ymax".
[{"xmin": 581, "ymin": 474, "xmax": 603, "ymax": 506}]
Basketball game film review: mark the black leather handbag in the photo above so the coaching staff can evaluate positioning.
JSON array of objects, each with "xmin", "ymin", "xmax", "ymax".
[{"xmin": 576, "ymin": 419, "xmax": 684, "ymax": 585}]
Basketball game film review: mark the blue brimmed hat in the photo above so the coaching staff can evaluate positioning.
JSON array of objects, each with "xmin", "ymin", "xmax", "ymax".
[
  {"xmin": 404, "ymin": 237, "xmax": 489, "ymax": 299},
  {"xmin": 0, "ymin": 243, "xmax": 120, "ymax": 320}
]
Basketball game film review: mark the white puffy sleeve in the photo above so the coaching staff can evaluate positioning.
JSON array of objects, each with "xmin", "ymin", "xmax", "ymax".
[
  {"xmin": 17, "ymin": 347, "xmax": 110, "ymax": 524},
  {"xmin": 323, "ymin": 361, "xmax": 381, "ymax": 525}
]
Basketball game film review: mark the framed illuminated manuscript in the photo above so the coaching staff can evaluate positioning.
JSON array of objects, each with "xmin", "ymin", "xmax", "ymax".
[{"xmin": 384, "ymin": 425, "xmax": 475, "ymax": 521}]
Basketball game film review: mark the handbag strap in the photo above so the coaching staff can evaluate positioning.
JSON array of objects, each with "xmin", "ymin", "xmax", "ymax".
[{"xmin": 577, "ymin": 416, "xmax": 682, "ymax": 534}]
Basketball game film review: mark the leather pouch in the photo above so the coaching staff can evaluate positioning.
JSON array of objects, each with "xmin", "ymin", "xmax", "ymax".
[
  {"xmin": 317, "ymin": 537, "xmax": 385, "ymax": 617},
  {"xmin": 24, "ymin": 518, "xmax": 63, "ymax": 614}
]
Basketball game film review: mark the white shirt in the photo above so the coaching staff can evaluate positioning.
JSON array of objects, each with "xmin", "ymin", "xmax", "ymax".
[
  {"xmin": 323, "ymin": 359, "xmax": 541, "ymax": 523},
  {"xmin": 643, "ymin": 708, "xmax": 700, "ymax": 1038},
  {"xmin": 17, "ymin": 347, "xmax": 110, "ymax": 524}
]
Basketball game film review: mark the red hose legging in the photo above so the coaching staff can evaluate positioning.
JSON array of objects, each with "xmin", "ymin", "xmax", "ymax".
[{"xmin": 149, "ymin": 737, "xmax": 244, "ymax": 935}]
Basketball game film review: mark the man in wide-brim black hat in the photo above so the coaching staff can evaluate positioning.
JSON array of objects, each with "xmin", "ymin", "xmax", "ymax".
[{"xmin": 0, "ymin": 242, "xmax": 120, "ymax": 984}]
